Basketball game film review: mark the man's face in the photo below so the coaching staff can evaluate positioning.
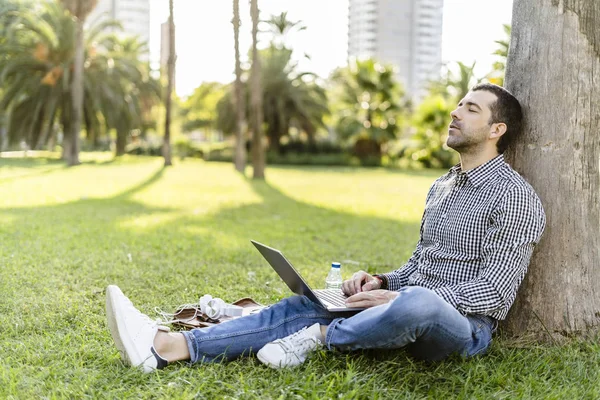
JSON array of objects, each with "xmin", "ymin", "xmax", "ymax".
[{"xmin": 447, "ymin": 90, "xmax": 498, "ymax": 152}]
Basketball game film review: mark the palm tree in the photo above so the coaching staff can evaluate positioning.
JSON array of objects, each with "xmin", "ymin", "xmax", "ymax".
[
  {"xmin": 179, "ymin": 81, "xmax": 226, "ymax": 135},
  {"xmin": 0, "ymin": 1, "xmax": 157, "ymax": 155},
  {"xmin": 405, "ymin": 94, "xmax": 458, "ymax": 168},
  {"xmin": 215, "ymin": 11, "xmax": 327, "ymax": 157},
  {"xmin": 261, "ymin": 12, "xmax": 326, "ymax": 152},
  {"xmin": 429, "ymin": 61, "xmax": 480, "ymax": 103},
  {"xmin": 60, "ymin": 0, "xmax": 98, "ymax": 166},
  {"xmin": 266, "ymin": 12, "xmax": 305, "ymax": 50},
  {"xmin": 260, "ymin": 46, "xmax": 327, "ymax": 153},
  {"xmin": 0, "ymin": 1, "xmax": 76, "ymax": 150},
  {"xmin": 250, "ymin": 0, "xmax": 265, "ymax": 179},
  {"xmin": 0, "ymin": 0, "xmax": 27, "ymax": 150},
  {"xmin": 232, "ymin": 0, "xmax": 246, "ymax": 172},
  {"xmin": 448, "ymin": 61, "xmax": 478, "ymax": 101},
  {"xmin": 214, "ymin": 47, "xmax": 328, "ymax": 157},
  {"xmin": 488, "ymin": 24, "xmax": 511, "ymax": 86},
  {"xmin": 87, "ymin": 35, "xmax": 161, "ymax": 155},
  {"xmin": 163, "ymin": 0, "xmax": 175, "ymax": 166},
  {"xmin": 332, "ymin": 59, "xmax": 405, "ymax": 163}
]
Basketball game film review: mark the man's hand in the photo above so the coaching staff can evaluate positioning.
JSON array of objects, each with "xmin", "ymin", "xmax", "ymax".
[
  {"xmin": 342, "ymin": 270, "xmax": 382, "ymax": 296},
  {"xmin": 345, "ymin": 289, "xmax": 399, "ymax": 308}
]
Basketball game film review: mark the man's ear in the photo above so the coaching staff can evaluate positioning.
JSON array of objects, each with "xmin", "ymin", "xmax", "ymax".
[{"xmin": 490, "ymin": 122, "xmax": 507, "ymax": 139}]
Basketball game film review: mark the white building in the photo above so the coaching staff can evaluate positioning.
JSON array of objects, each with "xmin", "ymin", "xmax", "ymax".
[
  {"xmin": 87, "ymin": 0, "xmax": 151, "ymax": 51},
  {"xmin": 348, "ymin": 0, "xmax": 444, "ymax": 101}
]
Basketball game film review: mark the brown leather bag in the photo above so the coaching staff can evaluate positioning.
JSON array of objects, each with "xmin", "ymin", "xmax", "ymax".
[{"xmin": 170, "ymin": 297, "xmax": 266, "ymax": 330}]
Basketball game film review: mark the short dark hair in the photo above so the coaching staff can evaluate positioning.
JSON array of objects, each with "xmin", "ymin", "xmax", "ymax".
[{"xmin": 471, "ymin": 83, "xmax": 523, "ymax": 153}]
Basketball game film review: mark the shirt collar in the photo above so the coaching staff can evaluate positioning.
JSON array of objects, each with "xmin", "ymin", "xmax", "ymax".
[{"xmin": 449, "ymin": 154, "xmax": 505, "ymax": 188}]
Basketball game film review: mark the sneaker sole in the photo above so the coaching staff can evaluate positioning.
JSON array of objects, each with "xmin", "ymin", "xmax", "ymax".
[
  {"xmin": 256, "ymin": 350, "xmax": 283, "ymax": 369},
  {"xmin": 105, "ymin": 285, "xmax": 145, "ymax": 370}
]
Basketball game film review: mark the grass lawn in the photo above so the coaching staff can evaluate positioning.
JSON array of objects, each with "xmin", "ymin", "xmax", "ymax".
[{"xmin": 0, "ymin": 153, "xmax": 598, "ymax": 399}]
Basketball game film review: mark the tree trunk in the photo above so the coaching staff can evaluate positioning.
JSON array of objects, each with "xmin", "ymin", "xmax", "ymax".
[
  {"xmin": 250, "ymin": 0, "xmax": 265, "ymax": 179},
  {"xmin": 232, "ymin": 0, "xmax": 246, "ymax": 173},
  {"xmin": 503, "ymin": 0, "xmax": 600, "ymax": 339},
  {"xmin": 35, "ymin": 105, "xmax": 57, "ymax": 150},
  {"xmin": 0, "ymin": 126, "xmax": 6, "ymax": 152},
  {"xmin": 163, "ymin": 0, "xmax": 175, "ymax": 167},
  {"xmin": 115, "ymin": 128, "xmax": 127, "ymax": 156},
  {"xmin": 68, "ymin": 18, "xmax": 84, "ymax": 166},
  {"xmin": 267, "ymin": 119, "xmax": 281, "ymax": 154},
  {"xmin": 83, "ymin": 106, "xmax": 96, "ymax": 148},
  {"xmin": 47, "ymin": 127, "xmax": 57, "ymax": 152},
  {"xmin": 61, "ymin": 112, "xmax": 71, "ymax": 159}
]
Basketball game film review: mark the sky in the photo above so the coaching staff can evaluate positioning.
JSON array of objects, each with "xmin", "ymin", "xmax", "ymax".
[{"xmin": 148, "ymin": 0, "xmax": 513, "ymax": 97}]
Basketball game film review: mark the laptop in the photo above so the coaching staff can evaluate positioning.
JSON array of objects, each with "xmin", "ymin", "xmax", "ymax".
[{"xmin": 251, "ymin": 240, "xmax": 365, "ymax": 312}]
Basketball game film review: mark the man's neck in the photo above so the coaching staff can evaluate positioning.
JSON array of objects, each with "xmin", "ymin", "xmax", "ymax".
[{"xmin": 458, "ymin": 148, "xmax": 500, "ymax": 172}]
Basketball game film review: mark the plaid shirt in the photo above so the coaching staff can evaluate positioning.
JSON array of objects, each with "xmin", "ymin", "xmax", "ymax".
[{"xmin": 379, "ymin": 155, "xmax": 546, "ymax": 320}]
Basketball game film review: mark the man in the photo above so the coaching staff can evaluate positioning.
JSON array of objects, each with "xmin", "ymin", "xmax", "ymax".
[{"xmin": 106, "ymin": 83, "xmax": 546, "ymax": 372}]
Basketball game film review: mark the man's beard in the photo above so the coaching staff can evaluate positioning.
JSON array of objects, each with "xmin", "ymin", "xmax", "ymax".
[{"xmin": 446, "ymin": 125, "xmax": 490, "ymax": 152}]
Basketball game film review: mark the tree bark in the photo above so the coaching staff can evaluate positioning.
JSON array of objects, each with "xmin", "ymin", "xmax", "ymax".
[
  {"xmin": 0, "ymin": 126, "xmax": 6, "ymax": 152},
  {"xmin": 115, "ymin": 129, "xmax": 127, "ymax": 156},
  {"xmin": 503, "ymin": 0, "xmax": 600, "ymax": 339},
  {"xmin": 61, "ymin": 112, "xmax": 71, "ymax": 159},
  {"xmin": 232, "ymin": 0, "xmax": 246, "ymax": 173},
  {"xmin": 163, "ymin": 0, "xmax": 175, "ymax": 167},
  {"xmin": 68, "ymin": 17, "xmax": 84, "ymax": 166},
  {"xmin": 267, "ymin": 118, "xmax": 281, "ymax": 154},
  {"xmin": 250, "ymin": 0, "xmax": 265, "ymax": 179}
]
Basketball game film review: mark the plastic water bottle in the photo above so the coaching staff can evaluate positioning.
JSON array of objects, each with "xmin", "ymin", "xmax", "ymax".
[{"xmin": 325, "ymin": 262, "xmax": 343, "ymax": 289}]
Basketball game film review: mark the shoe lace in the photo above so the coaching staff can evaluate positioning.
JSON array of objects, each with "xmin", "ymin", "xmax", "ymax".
[
  {"xmin": 123, "ymin": 297, "xmax": 163, "ymax": 328},
  {"xmin": 276, "ymin": 327, "xmax": 321, "ymax": 355}
]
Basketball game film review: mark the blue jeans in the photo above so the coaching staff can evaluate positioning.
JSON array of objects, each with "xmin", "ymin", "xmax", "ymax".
[{"xmin": 181, "ymin": 286, "xmax": 494, "ymax": 363}]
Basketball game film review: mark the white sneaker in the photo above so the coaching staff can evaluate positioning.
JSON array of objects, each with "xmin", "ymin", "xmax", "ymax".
[
  {"xmin": 257, "ymin": 323, "xmax": 323, "ymax": 369},
  {"xmin": 105, "ymin": 285, "xmax": 170, "ymax": 373}
]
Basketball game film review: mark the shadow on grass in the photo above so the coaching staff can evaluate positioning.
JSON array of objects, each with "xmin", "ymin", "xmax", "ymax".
[
  {"xmin": 0, "ymin": 165, "xmax": 68, "ymax": 183},
  {"xmin": 0, "ymin": 162, "xmax": 421, "ymax": 293},
  {"xmin": 0, "ymin": 156, "xmax": 65, "ymax": 167},
  {"xmin": 112, "ymin": 165, "xmax": 166, "ymax": 200},
  {"xmin": 0, "ymin": 154, "xmax": 118, "ymax": 182},
  {"xmin": 80, "ymin": 158, "xmax": 117, "ymax": 166}
]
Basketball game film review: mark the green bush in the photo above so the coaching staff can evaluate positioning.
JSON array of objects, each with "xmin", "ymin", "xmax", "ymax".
[
  {"xmin": 267, "ymin": 152, "xmax": 352, "ymax": 166},
  {"xmin": 174, "ymin": 138, "xmax": 204, "ymax": 159},
  {"xmin": 278, "ymin": 139, "xmax": 344, "ymax": 155},
  {"xmin": 80, "ymin": 139, "xmax": 112, "ymax": 152},
  {"xmin": 125, "ymin": 142, "xmax": 162, "ymax": 156},
  {"xmin": 401, "ymin": 95, "xmax": 459, "ymax": 169}
]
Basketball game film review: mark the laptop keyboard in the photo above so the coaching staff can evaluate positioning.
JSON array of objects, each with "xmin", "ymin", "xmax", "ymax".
[{"xmin": 315, "ymin": 289, "xmax": 348, "ymax": 307}]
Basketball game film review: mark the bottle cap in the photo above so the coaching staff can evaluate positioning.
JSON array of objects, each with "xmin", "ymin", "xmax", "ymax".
[{"xmin": 331, "ymin": 262, "xmax": 341, "ymax": 268}]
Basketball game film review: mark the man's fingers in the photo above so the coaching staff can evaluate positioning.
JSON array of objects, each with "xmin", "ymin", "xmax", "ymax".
[
  {"xmin": 353, "ymin": 276, "xmax": 363, "ymax": 294},
  {"xmin": 343, "ymin": 278, "xmax": 360, "ymax": 296},
  {"xmin": 345, "ymin": 300, "xmax": 371, "ymax": 308},
  {"xmin": 342, "ymin": 280, "xmax": 353, "ymax": 296},
  {"xmin": 352, "ymin": 271, "xmax": 369, "ymax": 294},
  {"xmin": 361, "ymin": 281, "xmax": 375, "ymax": 291},
  {"xmin": 345, "ymin": 293, "xmax": 373, "ymax": 309},
  {"xmin": 344, "ymin": 271, "xmax": 373, "ymax": 296},
  {"xmin": 346, "ymin": 292, "xmax": 369, "ymax": 303}
]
